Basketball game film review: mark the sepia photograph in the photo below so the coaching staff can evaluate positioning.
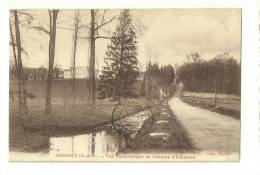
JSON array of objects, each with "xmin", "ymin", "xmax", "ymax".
[{"xmin": 9, "ymin": 9, "xmax": 241, "ymax": 161}]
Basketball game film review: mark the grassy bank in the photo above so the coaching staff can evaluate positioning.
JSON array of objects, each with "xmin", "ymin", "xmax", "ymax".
[
  {"xmin": 10, "ymin": 97, "xmax": 157, "ymax": 152},
  {"xmin": 123, "ymin": 101, "xmax": 197, "ymax": 153},
  {"xmin": 9, "ymin": 79, "xmax": 159, "ymax": 152},
  {"xmin": 10, "ymin": 79, "xmax": 143, "ymax": 107},
  {"xmin": 181, "ymin": 96, "xmax": 240, "ymax": 119}
]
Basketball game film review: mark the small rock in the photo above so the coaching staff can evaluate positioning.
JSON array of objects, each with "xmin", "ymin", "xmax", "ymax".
[{"xmin": 156, "ymin": 120, "xmax": 169, "ymax": 124}]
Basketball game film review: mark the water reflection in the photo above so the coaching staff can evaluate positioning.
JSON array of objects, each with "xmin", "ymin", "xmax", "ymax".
[
  {"xmin": 50, "ymin": 129, "xmax": 126, "ymax": 156},
  {"xmin": 49, "ymin": 107, "xmax": 152, "ymax": 157}
]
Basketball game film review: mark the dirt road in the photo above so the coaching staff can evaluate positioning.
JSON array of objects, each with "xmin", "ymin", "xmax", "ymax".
[{"xmin": 168, "ymin": 97, "xmax": 240, "ymax": 153}]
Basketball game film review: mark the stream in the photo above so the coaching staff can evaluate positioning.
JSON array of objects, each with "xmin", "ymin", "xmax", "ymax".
[{"xmin": 49, "ymin": 107, "xmax": 153, "ymax": 157}]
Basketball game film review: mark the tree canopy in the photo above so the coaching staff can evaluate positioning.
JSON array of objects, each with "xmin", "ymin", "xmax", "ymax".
[
  {"xmin": 177, "ymin": 52, "xmax": 240, "ymax": 95},
  {"xmin": 98, "ymin": 10, "xmax": 139, "ymax": 102}
]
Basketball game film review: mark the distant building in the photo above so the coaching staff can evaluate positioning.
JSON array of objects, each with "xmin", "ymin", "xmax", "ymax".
[
  {"xmin": 64, "ymin": 69, "xmax": 71, "ymax": 79},
  {"xmin": 58, "ymin": 71, "xmax": 64, "ymax": 79},
  {"xmin": 64, "ymin": 66, "xmax": 90, "ymax": 79}
]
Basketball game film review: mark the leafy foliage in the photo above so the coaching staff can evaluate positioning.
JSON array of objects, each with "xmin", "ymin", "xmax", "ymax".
[
  {"xmin": 98, "ymin": 10, "xmax": 139, "ymax": 101},
  {"xmin": 177, "ymin": 52, "xmax": 240, "ymax": 95},
  {"xmin": 141, "ymin": 62, "xmax": 175, "ymax": 98}
]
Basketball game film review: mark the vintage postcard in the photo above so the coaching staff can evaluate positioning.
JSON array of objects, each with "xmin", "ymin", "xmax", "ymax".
[{"xmin": 9, "ymin": 9, "xmax": 241, "ymax": 161}]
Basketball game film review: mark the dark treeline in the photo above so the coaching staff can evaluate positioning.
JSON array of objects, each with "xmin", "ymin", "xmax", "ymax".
[
  {"xmin": 141, "ymin": 62, "xmax": 175, "ymax": 98},
  {"xmin": 10, "ymin": 64, "xmax": 62, "ymax": 80},
  {"xmin": 177, "ymin": 52, "xmax": 240, "ymax": 95}
]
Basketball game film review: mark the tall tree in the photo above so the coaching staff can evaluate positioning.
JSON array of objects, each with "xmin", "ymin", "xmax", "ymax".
[
  {"xmin": 9, "ymin": 20, "xmax": 18, "ymax": 72},
  {"xmin": 143, "ymin": 48, "xmax": 161, "ymax": 97},
  {"xmin": 45, "ymin": 10, "xmax": 59, "ymax": 114},
  {"xmin": 10, "ymin": 10, "xmax": 34, "ymax": 115},
  {"xmin": 99, "ymin": 10, "xmax": 138, "ymax": 103},
  {"xmin": 13, "ymin": 10, "xmax": 27, "ymax": 114},
  {"xmin": 142, "ymin": 62, "xmax": 175, "ymax": 98},
  {"xmin": 89, "ymin": 10, "xmax": 115, "ymax": 108},
  {"xmin": 89, "ymin": 10, "xmax": 96, "ymax": 107},
  {"xmin": 72, "ymin": 10, "xmax": 80, "ymax": 107}
]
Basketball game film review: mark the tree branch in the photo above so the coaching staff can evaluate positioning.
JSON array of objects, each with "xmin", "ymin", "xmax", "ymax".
[
  {"xmin": 31, "ymin": 25, "xmax": 50, "ymax": 34},
  {"xmin": 94, "ymin": 36, "xmax": 111, "ymax": 40},
  {"xmin": 94, "ymin": 16, "xmax": 115, "ymax": 31},
  {"xmin": 48, "ymin": 10, "xmax": 52, "ymax": 34},
  {"xmin": 17, "ymin": 11, "xmax": 34, "ymax": 20},
  {"xmin": 9, "ymin": 21, "xmax": 18, "ymax": 71},
  {"xmin": 53, "ymin": 25, "xmax": 90, "ymax": 31},
  {"xmin": 9, "ymin": 42, "xmax": 29, "ymax": 56},
  {"xmin": 78, "ymin": 36, "xmax": 89, "ymax": 40}
]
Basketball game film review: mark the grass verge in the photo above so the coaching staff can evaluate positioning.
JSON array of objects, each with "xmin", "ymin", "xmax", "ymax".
[
  {"xmin": 123, "ymin": 101, "xmax": 198, "ymax": 153},
  {"xmin": 182, "ymin": 96, "xmax": 240, "ymax": 119}
]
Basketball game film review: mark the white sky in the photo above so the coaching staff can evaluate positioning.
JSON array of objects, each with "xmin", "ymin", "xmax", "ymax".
[{"xmin": 10, "ymin": 9, "xmax": 241, "ymax": 72}]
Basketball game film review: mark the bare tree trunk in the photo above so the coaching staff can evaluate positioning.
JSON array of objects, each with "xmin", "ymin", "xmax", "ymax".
[
  {"xmin": 88, "ymin": 10, "xmax": 115, "ymax": 107},
  {"xmin": 72, "ymin": 10, "xmax": 79, "ymax": 107},
  {"xmin": 214, "ymin": 76, "xmax": 217, "ymax": 111},
  {"xmin": 45, "ymin": 10, "xmax": 59, "ymax": 114},
  {"xmin": 9, "ymin": 22, "xmax": 18, "ymax": 72},
  {"xmin": 145, "ymin": 78, "xmax": 148, "ymax": 97},
  {"xmin": 118, "ymin": 33, "xmax": 124, "ymax": 105},
  {"xmin": 14, "ymin": 10, "xmax": 27, "ymax": 115},
  {"xmin": 89, "ymin": 9, "xmax": 96, "ymax": 108}
]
